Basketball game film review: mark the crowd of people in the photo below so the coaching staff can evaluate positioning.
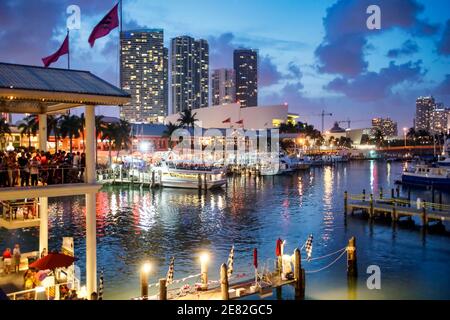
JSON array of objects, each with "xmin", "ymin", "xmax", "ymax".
[
  {"xmin": 0, "ymin": 149, "xmax": 86, "ymax": 187},
  {"xmin": 1, "ymin": 244, "xmax": 21, "ymax": 275}
]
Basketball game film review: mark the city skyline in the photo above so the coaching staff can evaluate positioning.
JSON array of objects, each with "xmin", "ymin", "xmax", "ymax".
[{"xmin": 0, "ymin": 0, "xmax": 449, "ymax": 130}]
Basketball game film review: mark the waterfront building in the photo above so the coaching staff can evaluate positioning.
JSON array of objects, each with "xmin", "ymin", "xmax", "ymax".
[
  {"xmin": 234, "ymin": 49, "xmax": 258, "ymax": 108},
  {"xmin": 211, "ymin": 68, "xmax": 236, "ymax": 106},
  {"xmin": 415, "ymin": 96, "xmax": 436, "ymax": 132},
  {"xmin": 430, "ymin": 104, "xmax": 450, "ymax": 134},
  {"xmin": 171, "ymin": 36, "xmax": 209, "ymax": 113},
  {"xmin": 120, "ymin": 29, "xmax": 168, "ymax": 123},
  {"xmin": 1, "ymin": 112, "xmax": 11, "ymax": 123},
  {"xmin": 165, "ymin": 102, "xmax": 298, "ymax": 130},
  {"xmin": 0, "ymin": 62, "xmax": 130, "ymax": 299},
  {"xmin": 371, "ymin": 117, "xmax": 398, "ymax": 138}
]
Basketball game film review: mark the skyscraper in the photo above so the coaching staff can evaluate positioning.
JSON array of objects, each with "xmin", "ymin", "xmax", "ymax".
[
  {"xmin": 371, "ymin": 117, "xmax": 398, "ymax": 137},
  {"xmin": 430, "ymin": 104, "xmax": 450, "ymax": 134},
  {"xmin": 211, "ymin": 68, "xmax": 236, "ymax": 106},
  {"xmin": 415, "ymin": 96, "xmax": 435, "ymax": 132},
  {"xmin": 171, "ymin": 36, "xmax": 209, "ymax": 113},
  {"xmin": 234, "ymin": 49, "xmax": 258, "ymax": 108},
  {"xmin": 120, "ymin": 29, "xmax": 168, "ymax": 123}
]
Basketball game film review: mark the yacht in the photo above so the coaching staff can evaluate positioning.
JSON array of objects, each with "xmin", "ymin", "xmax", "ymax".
[
  {"xmin": 401, "ymin": 164, "xmax": 450, "ymax": 187},
  {"xmin": 151, "ymin": 160, "xmax": 227, "ymax": 189},
  {"xmin": 260, "ymin": 153, "xmax": 295, "ymax": 176},
  {"xmin": 437, "ymin": 137, "xmax": 450, "ymax": 167}
]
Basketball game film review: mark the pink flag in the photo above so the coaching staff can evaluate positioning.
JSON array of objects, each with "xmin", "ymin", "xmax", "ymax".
[
  {"xmin": 88, "ymin": 3, "xmax": 119, "ymax": 47},
  {"xmin": 42, "ymin": 34, "xmax": 69, "ymax": 68}
]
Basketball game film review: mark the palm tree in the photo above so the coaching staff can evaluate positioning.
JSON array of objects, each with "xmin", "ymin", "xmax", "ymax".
[
  {"xmin": 101, "ymin": 122, "xmax": 117, "ymax": 167},
  {"xmin": 177, "ymin": 109, "xmax": 198, "ymax": 129},
  {"xmin": 47, "ymin": 115, "xmax": 61, "ymax": 153},
  {"xmin": 18, "ymin": 115, "xmax": 38, "ymax": 148},
  {"xmin": 60, "ymin": 114, "xmax": 82, "ymax": 153},
  {"xmin": 95, "ymin": 115, "xmax": 106, "ymax": 167},
  {"xmin": 114, "ymin": 119, "xmax": 132, "ymax": 160},
  {"xmin": 163, "ymin": 122, "xmax": 180, "ymax": 149},
  {"xmin": 372, "ymin": 128, "xmax": 385, "ymax": 147},
  {"xmin": 0, "ymin": 117, "xmax": 11, "ymax": 149}
]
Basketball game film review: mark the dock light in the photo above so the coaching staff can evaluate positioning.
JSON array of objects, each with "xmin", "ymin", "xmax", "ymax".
[
  {"xmin": 200, "ymin": 252, "xmax": 209, "ymax": 291},
  {"xmin": 140, "ymin": 262, "xmax": 152, "ymax": 299}
]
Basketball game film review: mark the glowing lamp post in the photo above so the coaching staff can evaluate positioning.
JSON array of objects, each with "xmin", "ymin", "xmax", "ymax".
[
  {"xmin": 140, "ymin": 262, "xmax": 151, "ymax": 300},
  {"xmin": 200, "ymin": 253, "xmax": 209, "ymax": 291}
]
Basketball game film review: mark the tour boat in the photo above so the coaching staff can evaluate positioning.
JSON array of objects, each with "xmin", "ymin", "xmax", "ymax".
[
  {"xmin": 151, "ymin": 160, "xmax": 227, "ymax": 189},
  {"xmin": 401, "ymin": 164, "xmax": 450, "ymax": 187}
]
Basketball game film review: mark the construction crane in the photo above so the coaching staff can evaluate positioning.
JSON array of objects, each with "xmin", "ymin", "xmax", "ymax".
[
  {"xmin": 297, "ymin": 110, "xmax": 333, "ymax": 133},
  {"xmin": 337, "ymin": 118, "xmax": 371, "ymax": 129}
]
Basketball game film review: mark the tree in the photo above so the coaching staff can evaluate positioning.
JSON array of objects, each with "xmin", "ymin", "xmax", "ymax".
[
  {"xmin": 47, "ymin": 115, "xmax": 61, "ymax": 153},
  {"xmin": 372, "ymin": 128, "xmax": 385, "ymax": 147},
  {"xmin": 60, "ymin": 114, "xmax": 82, "ymax": 154},
  {"xmin": 95, "ymin": 115, "xmax": 106, "ymax": 167},
  {"xmin": 101, "ymin": 122, "xmax": 116, "ymax": 167},
  {"xmin": 18, "ymin": 115, "xmax": 38, "ymax": 148},
  {"xmin": 177, "ymin": 109, "xmax": 198, "ymax": 129},
  {"xmin": 114, "ymin": 120, "xmax": 132, "ymax": 160},
  {"xmin": 163, "ymin": 122, "xmax": 180, "ymax": 149},
  {"xmin": 0, "ymin": 117, "xmax": 11, "ymax": 148}
]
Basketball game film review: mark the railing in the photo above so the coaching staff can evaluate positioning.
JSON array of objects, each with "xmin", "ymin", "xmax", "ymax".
[
  {"xmin": 7, "ymin": 278, "xmax": 80, "ymax": 300},
  {"xmin": 0, "ymin": 166, "xmax": 86, "ymax": 188},
  {"xmin": 0, "ymin": 199, "xmax": 39, "ymax": 222}
]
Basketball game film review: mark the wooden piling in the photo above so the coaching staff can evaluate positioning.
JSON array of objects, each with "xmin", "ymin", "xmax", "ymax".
[
  {"xmin": 347, "ymin": 237, "xmax": 357, "ymax": 277},
  {"xmin": 369, "ymin": 194, "xmax": 374, "ymax": 217},
  {"xmin": 422, "ymin": 206, "xmax": 428, "ymax": 230},
  {"xmin": 140, "ymin": 270, "xmax": 148, "ymax": 300},
  {"xmin": 344, "ymin": 191, "xmax": 348, "ymax": 214},
  {"xmin": 203, "ymin": 173, "xmax": 208, "ymax": 191},
  {"xmin": 159, "ymin": 278, "xmax": 167, "ymax": 300},
  {"xmin": 294, "ymin": 248, "xmax": 305, "ymax": 299},
  {"xmin": 391, "ymin": 188, "xmax": 394, "ymax": 199},
  {"xmin": 220, "ymin": 263, "xmax": 229, "ymax": 300},
  {"xmin": 396, "ymin": 186, "xmax": 400, "ymax": 198},
  {"xmin": 198, "ymin": 174, "xmax": 202, "ymax": 190},
  {"xmin": 379, "ymin": 187, "xmax": 383, "ymax": 199},
  {"xmin": 362, "ymin": 189, "xmax": 366, "ymax": 201}
]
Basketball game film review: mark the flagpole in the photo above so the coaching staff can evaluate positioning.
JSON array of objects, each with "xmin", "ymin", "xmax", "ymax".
[
  {"xmin": 118, "ymin": 0, "xmax": 123, "ymax": 88},
  {"xmin": 67, "ymin": 28, "xmax": 70, "ymax": 70}
]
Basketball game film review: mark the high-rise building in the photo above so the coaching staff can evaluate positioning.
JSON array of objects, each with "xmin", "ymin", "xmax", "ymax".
[
  {"xmin": 371, "ymin": 117, "xmax": 398, "ymax": 137},
  {"xmin": 234, "ymin": 49, "xmax": 258, "ymax": 108},
  {"xmin": 430, "ymin": 104, "xmax": 450, "ymax": 134},
  {"xmin": 171, "ymin": 36, "xmax": 209, "ymax": 113},
  {"xmin": 415, "ymin": 96, "xmax": 435, "ymax": 132},
  {"xmin": 211, "ymin": 68, "xmax": 236, "ymax": 106},
  {"xmin": 120, "ymin": 29, "xmax": 168, "ymax": 123}
]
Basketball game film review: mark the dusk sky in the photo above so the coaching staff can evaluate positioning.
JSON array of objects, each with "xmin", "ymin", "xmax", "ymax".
[{"xmin": 1, "ymin": 0, "xmax": 449, "ymax": 131}]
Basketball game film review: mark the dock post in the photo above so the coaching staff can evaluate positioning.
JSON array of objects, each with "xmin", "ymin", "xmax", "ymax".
[
  {"xmin": 159, "ymin": 278, "xmax": 167, "ymax": 300},
  {"xmin": 396, "ymin": 186, "xmax": 400, "ymax": 198},
  {"xmin": 391, "ymin": 200, "xmax": 397, "ymax": 228},
  {"xmin": 220, "ymin": 263, "xmax": 229, "ymax": 300},
  {"xmin": 379, "ymin": 187, "xmax": 383, "ymax": 199},
  {"xmin": 294, "ymin": 248, "xmax": 305, "ymax": 300},
  {"xmin": 151, "ymin": 171, "xmax": 155, "ymax": 188},
  {"xmin": 203, "ymin": 173, "xmax": 208, "ymax": 191},
  {"xmin": 140, "ymin": 269, "xmax": 149, "ymax": 300},
  {"xmin": 198, "ymin": 174, "xmax": 202, "ymax": 191},
  {"xmin": 422, "ymin": 206, "xmax": 428, "ymax": 230},
  {"xmin": 369, "ymin": 194, "xmax": 374, "ymax": 217},
  {"xmin": 344, "ymin": 191, "xmax": 348, "ymax": 214},
  {"xmin": 391, "ymin": 188, "xmax": 394, "ymax": 199},
  {"xmin": 347, "ymin": 237, "xmax": 357, "ymax": 277},
  {"xmin": 362, "ymin": 189, "xmax": 366, "ymax": 202}
]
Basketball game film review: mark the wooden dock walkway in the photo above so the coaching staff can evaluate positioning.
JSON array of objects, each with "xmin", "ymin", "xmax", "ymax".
[{"xmin": 344, "ymin": 191, "xmax": 450, "ymax": 228}]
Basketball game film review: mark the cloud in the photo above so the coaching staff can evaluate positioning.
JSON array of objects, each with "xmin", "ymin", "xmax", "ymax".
[
  {"xmin": 387, "ymin": 39, "xmax": 419, "ymax": 58},
  {"xmin": 315, "ymin": 0, "xmax": 439, "ymax": 76},
  {"xmin": 325, "ymin": 60, "xmax": 425, "ymax": 101},
  {"xmin": 435, "ymin": 74, "xmax": 450, "ymax": 95},
  {"xmin": 259, "ymin": 55, "xmax": 283, "ymax": 87},
  {"xmin": 437, "ymin": 20, "xmax": 450, "ymax": 56}
]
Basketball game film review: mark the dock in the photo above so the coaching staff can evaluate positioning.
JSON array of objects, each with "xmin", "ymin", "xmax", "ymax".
[{"xmin": 344, "ymin": 190, "xmax": 450, "ymax": 229}]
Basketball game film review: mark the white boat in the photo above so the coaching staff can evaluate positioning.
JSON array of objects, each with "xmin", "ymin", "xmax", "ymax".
[
  {"xmin": 401, "ymin": 164, "xmax": 450, "ymax": 187},
  {"xmin": 260, "ymin": 153, "xmax": 295, "ymax": 176},
  {"xmin": 151, "ymin": 160, "xmax": 227, "ymax": 189}
]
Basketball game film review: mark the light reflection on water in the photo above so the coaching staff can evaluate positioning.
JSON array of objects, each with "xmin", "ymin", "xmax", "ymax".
[{"xmin": 1, "ymin": 161, "xmax": 450, "ymax": 300}]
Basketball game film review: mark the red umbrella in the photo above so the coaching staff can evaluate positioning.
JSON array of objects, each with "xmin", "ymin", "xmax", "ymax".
[
  {"xmin": 29, "ymin": 252, "xmax": 76, "ymax": 270},
  {"xmin": 253, "ymin": 248, "xmax": 258, "ymax": 269}
]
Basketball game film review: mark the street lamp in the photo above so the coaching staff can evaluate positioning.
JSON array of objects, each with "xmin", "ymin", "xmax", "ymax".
[
  {"xmin": 140, "ymin": 262, "xmax": 152, "ymax": 299},
  {"xmin": 403, "ymin": 127, "xmax": 408, "ymax": 147},
  {"xmin": 199, "ymin": 252, "xmax": 209, "ymax": 291}
]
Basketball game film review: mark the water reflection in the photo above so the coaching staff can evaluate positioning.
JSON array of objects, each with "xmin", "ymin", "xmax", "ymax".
[{"xmin": 0, "ymin": 161, "xmax": 449, "ymax": 300}]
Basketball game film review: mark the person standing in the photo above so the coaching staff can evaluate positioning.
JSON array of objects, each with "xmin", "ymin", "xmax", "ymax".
[
  {"xmin": 13, "ymin": 244, "xmax": 21, "ymax": 273},
  {"xmin": 30, "ymin": 156, "xmax": 40, "ymax": 186},
  {"xmin": 18, "ymin": 153, "xmax": 29, "ymax": 187},
  {"xmin": 2, "ymin": 248, "xmax": 12, "ymax": 275}
]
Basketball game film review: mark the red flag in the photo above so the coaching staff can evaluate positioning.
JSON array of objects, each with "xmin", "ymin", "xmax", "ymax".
[
  {"xmin": 276, "ymin": 238, "xmax": 283, "ymax": 257},
  {"xmin": 253, "ymin": 248, "xmax": 258, "ymax": 269},
  {"xmin": 88, "ymin": 3, "xmax": 119, "ymax": 47},
  {"xmin": 42, "ymin": 34, "xmax": 69, "ymax": 68},
  {"xmin": 236, "ymin": 119, "xmax": 244, "ymax": 125},
  {"xmin": 222, "ymin": 118, "xmax": 231, "ymax": 124}
]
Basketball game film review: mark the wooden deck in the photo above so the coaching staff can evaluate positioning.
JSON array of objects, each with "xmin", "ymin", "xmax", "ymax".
[{"xmin": 345, "ymin": 194, "xmax": 450, "ymax": 226}]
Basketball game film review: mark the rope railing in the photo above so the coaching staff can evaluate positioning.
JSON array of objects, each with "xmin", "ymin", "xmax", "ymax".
[
  {"xmin": 304, "ymin": 249, "xmax": 347, "ymax": 274},
  {"xmin": 301, "ymin": 246, "xmax": 347, "ymax": 262}
]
